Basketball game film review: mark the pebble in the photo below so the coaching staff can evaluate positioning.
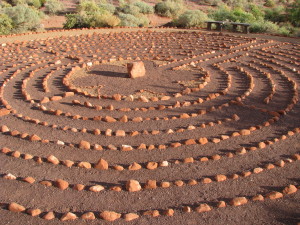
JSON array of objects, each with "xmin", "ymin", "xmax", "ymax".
[
  {"xmin": 252, "ymin": 194, "xmax": 264, "ymax": 201},
  {"xmin": 215, "ymin": 174, "xmax": 227, "ymax": 182},
  {"xmin": 160, "ymin": 161, "xmax": 169, "ymax": 167},
  {"xmin": 61, "ymin": 212, "xmax": 77, "ymax": 221},
  {"xmin": 126, "ymin": 180, "xmax": 141, "ymax": 192},
  {"xmin": 63, "ymin": 160, "xmax": 74, "ymax": 168},
  {"xmin": 164, "ymin": 209, "xmax": 174, "ymax": 216},
  {"xmin": 198, "ymin": 137, "xmax": 208, "ymax": 145},
  {"xmin": 29, "ymin": 134, "xmax": 41, "ymax": 141},
  {"xmin": 73, "ymin": 184, "xmax": 85, "ymax": 191},
  {"xmin": 100, "ymin": 211, "xmax": 121, "ymax": 221},
  {"xmin": 217, "ymin": 201, "xmax": 226, "ymax": 208},
  {"xmin": 8, "ymin": 202, "xmax": 26, "ymax": 212},
  {"xmin": 4, "ymin": 173, "xmax": 16, "ymax": 180}
]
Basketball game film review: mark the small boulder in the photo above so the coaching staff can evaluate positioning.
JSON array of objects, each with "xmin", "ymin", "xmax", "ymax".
[
  {"xmin": 127, "ymin": 61, "xmax": 146, "ymax": 78},
  {"xmin": 126, "ymin": 180, "xmax": 141, "ymax": 192}
]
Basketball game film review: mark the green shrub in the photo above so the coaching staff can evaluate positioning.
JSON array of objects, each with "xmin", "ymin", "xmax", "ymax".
[
  {"xmin": 209, "ymin": 6, "xmax": 256, "ymax": 23},
  {"xmin": 249, "ymin": 4, "xmax": 264, "ymax": 20},
  {"xmin": 77, "ymin": 0, "xmax": 101, "ymax": 14},
  {"xmin": 0, "ymin": 1, "xmax": 12, "ymax": 8},
  {"xmin": 264, "ymin": 6, "xmax": 286, "ymax": 23},
  {"xmin": 264, "ymin": 0, "xmax": 275, "ymax": 7},
  {"xmin": 45, "ymin": 0, "xmax": 64, "ymax": 15},
  {"xmin": 287, "ymin": 0, "xmax": 300, "ymax": 27},
  {"xmin": 4, "ymin": 4, "xmax": 42, "ymax": 32},
  {"xmin": 120, "ymin": 4, "xmax": 140, "ymax": 15},
  {"xmin": 118, "ymin": 12, "xmax": 149, "ymax": 27},
  {"xmin": 133, "ymin": 1, "xmax": 154, "ymax": 14},
  {"xmin": 28, "ymin": 0, "xmax": 41, "ymax": 8},
  {"xmin": 64, "ymin": 13, "xmax": 89, "ymax": 28},
  {"xmin": 154, "ymin": 0, "xmax": 186, "ymax": 18},
  {"xmin": 173, "ymin": 10, "xmax": 208, "ymax": 28},
  {"xmin": 250, "ymin": 20, "xmax": 279, "ymax": 33},
  {"xmin": 0, "ymin": 13, "xmax": 13, "ymax": 34},
  {"xmin": 98, "ymin": 3, "xmax": 115, "ymax": 14}
]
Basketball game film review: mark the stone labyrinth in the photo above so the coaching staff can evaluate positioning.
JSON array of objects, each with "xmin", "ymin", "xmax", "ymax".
[{"xmin": 0, "ymin": 30, "xmax": 300, "ymax": 224}]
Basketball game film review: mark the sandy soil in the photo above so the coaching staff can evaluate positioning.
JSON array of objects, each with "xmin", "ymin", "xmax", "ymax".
[{"xmin": 0, "ymin": 27, "xmax": 299, "ymax": 225}]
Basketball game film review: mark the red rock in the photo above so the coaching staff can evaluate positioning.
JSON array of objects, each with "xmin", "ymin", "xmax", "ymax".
[
  {"xmin": 50, "ymin": 96, "xmax": 62, "ymax": 101},
  {"xmin": 79, "ymin": 140, "xmax": 90, "ymax": 150},
  {"xmin": 61, "ymin": 212, "xmax": 77, "ymax": 221},
  {"xmin": 132, "ymin": 117, "xmax": 143, "ymax": 122},
  {"xmin": 164, "ymin": 209, "xmax": 174, "ymax": 216},
  {"xmin": 147, "ymin": 162, "xmax": 158, "ymax": 170},
  {"xmin": 78, "ymin": 161, "xmax": 91, "ymax": 169},
  {"xmin": 27, "ymin": 208, "xmax": 41, "ymax": 216},
  {"xmin": 124, "ymin": 213, "xmax": 139, "ymax": 221},
  {"xmin": 43, "ymin": 211, "xmax": 55, "ymax": 220},
  {"xmin": 63, "ymin": 160, "xmax": 74, "ymax": 167},
  {"xmin": 0, "ymin": 125, "xmax": 9, "ymax": 132},
  {"xmin": 240, "ymin": 129, "xmax": 251, "ymax": 135},
  {"xmin": 121, "ymin": 145, "xmax": 133, "ymax": 151},
  {"xmin": 126, "ymin": 180, "xmax": 141, "ymax": 192},
  {"xmin": 94, "ymin": 158, "xmax": 108, "ymax": 170},
  {"xmin": 8, "ymin": 202, "xmax": 25, "ymax": 212},
  {"xmin": 145, "ymin": 180, "xmax": 157, "ymax": 189},
  {"xmin": 89, "ymin": 185, "xmax": 105, "ymax": 192},
  {"xmin": 266, "ymin": 191, "xmax": 283, "ymax": 199},
  {"xmin": 29, "ymin": 134, "xmax": 41, "ymax": 141},
  {"xmin": 23, "ymin": 177, "xmax": 35, "ymax": 184},
  {"xmin": 283, "ymin": 185, "xmax": 297, "ymax": 195},
  {"xmin": 100, "ymin": 211, "xmax": 121, "ymax": 221},
  {"xmin": 115, "ymin": 130, "xmax": 125, "ymax": 137},
  {"xmin": 217, "ymin": 201, "xmax": 226, "ymax": 208},
  {"xmin": 55, "ymin": 179, "xmax": 69, "ymax": 190},
  {"xmin": 127, "ymin": 61, "xmax": 146, "ymax": 78},
  {"xmin": 40, "ymin": 180, "xmax": 52, "ymax": 186},
  {"xmin": 119, "ymin": 115, "xmax": 128, "ymax": 122},
  {"xmin": 81, "ymin": 212, "xmax": 95, "ymax": 220},
  {"xmin": 196, "ymin": 204, "xmax": 211, "ymax": 213},
  {"xmin": 252, "ymin": 194, "xmax": 264, "ymax": 201},
  {"xmin": 47, "ymin": 155, "xmax": 60, "ymax": 165},
  {"xmin": 198, "ymin": 137, "xmax": 208, "ymax": 145},
  {"xmin": 185, "ymin": 139, "xmax": 196, "ymax": 145},
  {"xmin": 104, "ymin": 116, "xmax": 116, "ymax": 122},
  {"xmin": 0, "ymin": 108, "xmax": 10, "ymax": 117},
  {"xmin": 73, "ymin": 184, "xmax": 85, "ymax": 191},
  {"xmin": 230, "ymin": 197, "xmax": 248, "ymax": 206},
  {"xmin": 128, "ymin": 162, "xmax": 141, "ymax": 170},
  {"xmin": 215, "ymin": 174, "xmax": 227, "ymax": 182}
]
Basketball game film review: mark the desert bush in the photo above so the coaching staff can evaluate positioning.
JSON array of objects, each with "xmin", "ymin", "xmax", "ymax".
[
  {"xmin": 0, "ymin": 1, "xmax": 12, "ymax": 8},
  {"xmin": 249, "ymin": 4, "xmax": 264, "ymax": 20},
  {"xmin": 173, "ymin": 10, "xmax": 208, "ymax": 28},
  {"xmin": 4, "ymin": 4, "xmax": 42, "ymax": 32},
  {"xmin": 64, "ymin": 13, "xmax": 88, "ymax": 28},
  {"xmin": 264, "ymin": 0, "xmax": 275, "ymax": 7},
  {"xmin": 264, "ymin": 6, "xmax": 286, "ymax": 23},
  {"xmin": 98, "ymin": 3, "xmax": 115, "ymax": 14},
  {"xmin": 28, "ymin": 0, "xmax": 41, "ymax": 8},
  {"xmin": 45, "ymin": 0, "xmax": 64, "ymax": 15},
  {"xmin": 88, "ymin": 13, "xmax": 120, "ymax": 27},
  {"xmin": 154, "ymin": 0, "xmax": 186, "ymax": 18},
  {"xmin": 133, "ymin": 1, "xmax": 154, "ymax": 14},
  {"xmin": 287, "ymin": 0, "xmax": 300, "ymax": 27},
  {"xmin": 250, "ymin": 19, "xmax": 279, "ymax": 33},
  {"xmin": 0, "ymin": 13, "xmax": 13, "ymax": 34},
  {"xmin": 119, "ymin": 4, "xmax": 140, "ymax": 15},
  {"xmin": 118, "ymin": 12, "xmax": 149, "ymax": 27},
  {"xmin": 77, "ymin": 0, "xmax": 101, "ymax": 14},
  {"xmin": 210, "ymin": 5, "xmax": 256, "ymax": 23}
]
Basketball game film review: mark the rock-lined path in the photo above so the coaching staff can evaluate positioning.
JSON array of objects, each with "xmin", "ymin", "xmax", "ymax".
[{"xmin": 0, "ymin": 28, "xmax": 299, "ymax": 224}]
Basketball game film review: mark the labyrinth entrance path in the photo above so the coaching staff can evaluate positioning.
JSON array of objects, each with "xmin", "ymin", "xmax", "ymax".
[{"xmin": 0, "ymin": 28, "xmax": 299, "ymax": 224}]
